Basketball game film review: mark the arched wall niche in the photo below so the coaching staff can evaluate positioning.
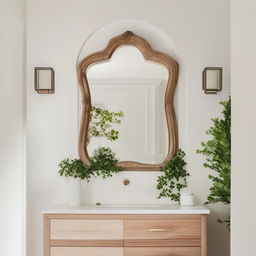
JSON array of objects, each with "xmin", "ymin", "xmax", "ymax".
[{"xmin": 77, "ymin": 19, "xmax": 180, "ymax": 64}]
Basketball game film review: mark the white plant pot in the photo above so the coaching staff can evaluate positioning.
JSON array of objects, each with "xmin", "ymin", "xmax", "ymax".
[
  {"xmin": 67, "ymin": 178, "xmax": 81, "ymax": 206},
  {"xmin": 180, "ymin": 192, "xmax": 194, "ymax": 206}
]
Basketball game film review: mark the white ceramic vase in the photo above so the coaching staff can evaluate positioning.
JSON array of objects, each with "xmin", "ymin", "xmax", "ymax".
[{"xmin": 67, "ymin": 177, "xmax": 81, "ymax": 206}]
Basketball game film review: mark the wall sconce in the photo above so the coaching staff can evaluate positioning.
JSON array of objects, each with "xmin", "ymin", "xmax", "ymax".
[
  {"xmin": 202, "ymin": 67, "xmax": 222, "ymax": 94},
  {"xmin": 34, "ymin": 67, "xmax": 55, "ymax": 94}
]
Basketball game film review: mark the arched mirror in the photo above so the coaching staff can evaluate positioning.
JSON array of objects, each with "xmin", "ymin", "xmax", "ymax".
[{"xmin": 77, "ymin": 31, "xmax": 179, "ymax": 171}]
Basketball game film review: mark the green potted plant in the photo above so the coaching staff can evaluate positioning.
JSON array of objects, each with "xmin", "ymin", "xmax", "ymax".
[{"xmin": 197, "ymin": 98, "xmax": 231, "ymax": 229}]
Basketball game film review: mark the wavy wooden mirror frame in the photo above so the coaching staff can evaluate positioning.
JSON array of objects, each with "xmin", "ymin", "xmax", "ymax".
[{"xmin": 77, "ymin": 31, "xmax": 179, "ymax": 171}]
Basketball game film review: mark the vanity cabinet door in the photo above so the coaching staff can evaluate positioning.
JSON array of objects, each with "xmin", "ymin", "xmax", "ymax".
[
  {"xmin": 51, "ymin": 247, "xmax": 123, "ymax": 256},
  {"xmin": 124, "ymin": 219, "xmax": 201, "ymax": 247},
  {"xmin": 50, "ymin": 219, "xmax": 123, "ymax": 240},
  {"xmin": 124, "ymin": 247, "xmax": 200, "ymax": 256}
]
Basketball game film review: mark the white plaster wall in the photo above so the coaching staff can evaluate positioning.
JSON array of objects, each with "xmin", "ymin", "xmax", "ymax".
[
  {"xmin": 0, "ymin": 0, "xmax": 26, "ymax": 256},
  {"xmin": 27, "ymin": 1, "xmax": 230, "ymax": 256},
  {"xmin": 231, "ymin": 0, "xmax": 256, "ymax": 255}
]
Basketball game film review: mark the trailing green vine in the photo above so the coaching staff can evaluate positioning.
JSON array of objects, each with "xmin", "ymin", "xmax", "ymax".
[
  {"xmin": 87, "ymin": 106, "xmax": 124, "ymax": 144},
  {"xmin": 58, "ymin": 147, "xmax": 122, "ymax": 181},
  {"xmin": 60, "ymin": 105, "xmax": 124, "ymax": 182},
  {"xmin": 58, "ymin": 158, "xmax": 93, "ymax": 181},
  {"xmin": 197, "ymin": 98, "xmax": 231, "ymax": 229},
  {"xmin": 156, "ymin": 149, "xmax": 189, "ymax": 202}
]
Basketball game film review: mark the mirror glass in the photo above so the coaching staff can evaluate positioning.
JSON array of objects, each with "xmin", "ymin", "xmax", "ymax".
[{"xmin": 85, "ymin": 46, "xmax": 169, "ymax": 164}]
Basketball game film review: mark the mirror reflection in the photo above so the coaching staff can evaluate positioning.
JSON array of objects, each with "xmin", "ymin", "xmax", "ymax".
[{"xmin": 86, "ymin": 46, "xmax": 169, "ymax": 164}]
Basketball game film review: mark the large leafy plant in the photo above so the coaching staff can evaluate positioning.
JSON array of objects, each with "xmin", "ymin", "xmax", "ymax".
[
  {"xmin": 156, "ymin": 149, "xmax": 190, "ymax": 202},
  {"xmin": 58, "ymin": 147, "xmax": 122, "ymax": 181},
  {"xmin": 197, "ymin": 98, "xmax": 231, "ymax": 229}
]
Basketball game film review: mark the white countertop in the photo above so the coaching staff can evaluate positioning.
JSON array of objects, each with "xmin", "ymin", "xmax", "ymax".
[{"xmin": 43, "ymin": 204, "xmax": 210, "ymax": 215}]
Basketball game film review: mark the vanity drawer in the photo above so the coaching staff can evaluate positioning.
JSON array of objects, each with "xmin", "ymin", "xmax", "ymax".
[
  {"xmin": 124, "ymin": 219, "xmax": 201, "ymax": 246},
  {"xmin": 124, "ymin": 247, "xmax": 200, "ymax": 256},
  {"xmin": 51, "ymin": 247, "xmax": 123, "ymax": 256},
  {"xmin": 50, "ymin": 219, "xmax": 123, "ymax": 240}
]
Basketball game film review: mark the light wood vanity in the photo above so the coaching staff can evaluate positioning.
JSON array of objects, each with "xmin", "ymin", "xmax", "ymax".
[{"xmin": 43, "ymin": 205, "xmax": 209, "ymax": 256}]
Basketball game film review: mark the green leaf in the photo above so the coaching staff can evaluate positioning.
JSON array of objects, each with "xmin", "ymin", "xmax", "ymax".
[{"xmin": 58, "ymin": 147, "xmax": 123, "ymax": 181}]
